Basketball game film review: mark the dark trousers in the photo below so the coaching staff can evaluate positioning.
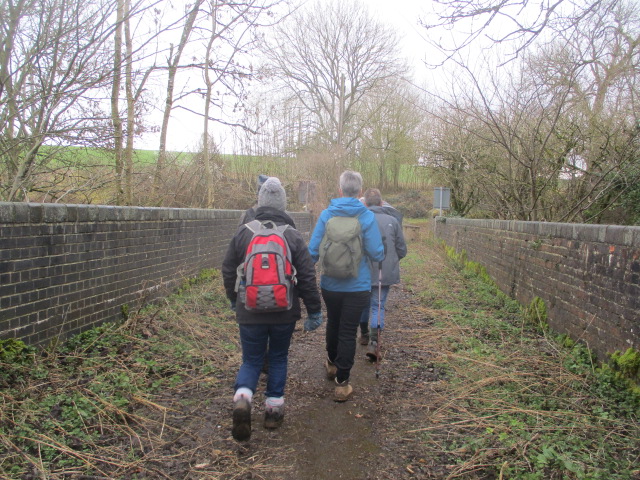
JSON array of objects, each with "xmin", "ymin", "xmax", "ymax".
[{"xmin": 321, "ymin": 289, "xmax": 370, "ymax": 383}]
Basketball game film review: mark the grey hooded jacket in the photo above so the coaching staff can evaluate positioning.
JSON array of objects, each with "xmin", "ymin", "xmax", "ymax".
[{"xmin": 368, "ymin": 205, "xmax": 407, "ymax": 286}]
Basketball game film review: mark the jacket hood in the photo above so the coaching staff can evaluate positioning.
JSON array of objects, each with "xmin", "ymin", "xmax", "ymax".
[
  {"xmin": 327, "ymin": 197, "xmax": 369, "ymax": 217},
  {"xmin": 370, "ymin": 204, "xmax": 403, "ymax": 225},
  {"xmin": 369, "ymin": 205, "xmax": 387, "ymax": 214},
  {"xmin": 255, "ymin": 206, "xmax": 297, "ymax": 228}
]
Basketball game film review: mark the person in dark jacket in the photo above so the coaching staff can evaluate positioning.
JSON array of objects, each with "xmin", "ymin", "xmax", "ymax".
[
  {"xmin": 238, "ymin": 174, "xmax": 285, "ymax": 377},
  {"xmin": 359, "ymin": 188, "xmax": 407, "ymax": 361},
  {"xmin": 308, "ymin": 171, "xmax": 384, "ymax": 402},
  {"xmin": 359, "ymin": 196, "xmax": 404, "ymax": 226},
  {"xmin": 222, "ymin": 177, "xmax": 322, "ymax": 441}
]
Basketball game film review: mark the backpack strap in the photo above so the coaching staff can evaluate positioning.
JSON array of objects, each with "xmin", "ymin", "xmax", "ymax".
[
  {"xmin": 245, "ymin": 219, "xmax": 286, "ymax": 232},
  {"xmin": 235, "ymin": 220, "xmax": 261, "ymax": 293},
  {"xmin": 276, "ymin": 224, "xmax": 295, "ymax": 283},
  {"xmin": 234, "ymin": 264, "xmax": 244, "ymax": 293},
  {"xmin": 244, "ymin": 219, "xmax": 262, "ymax": 233}
]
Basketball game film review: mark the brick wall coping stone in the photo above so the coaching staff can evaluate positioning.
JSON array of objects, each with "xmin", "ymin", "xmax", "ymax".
[
  {"xmin": 0, "ymin": 202, "xmax": 242, "ymax": 224},
  {"xmin": 436, "ymin": 217, "xmax": 640, "ymax": 247}
]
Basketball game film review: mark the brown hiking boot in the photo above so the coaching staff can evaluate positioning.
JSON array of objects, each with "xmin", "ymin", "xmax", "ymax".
[
  {"xmin": 232, "ymin": 397, "xmax": 251, "ymax": 441},
  {"xmin": 325, "ymin": 358, "xmax": 337, "ymax": 380},
  {"xmin": 334, "ymin": 379, "xmax": 353, "ymax": 402},
  {"xmin": 359, "ymin": 332, "xmax": 370, "ymax": 345}
]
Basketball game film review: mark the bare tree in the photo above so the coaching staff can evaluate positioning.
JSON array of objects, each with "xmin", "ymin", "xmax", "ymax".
[
  {"xmin": 152, "ymin": 0, "xmax": 204, "ymax": 199},
  {"xmin": 262, "ymin": 0, "xmax": 408, "ymax": 151},
  {"xmin": 149, "ymin": 0, "xmax": 284, "ymax": 206},
  {"xmin": 423, "ymin": 0, "xmax": 603, "ymax": 63},
  {"xmin": 238, "ymin": 92, "xmax": 318, "ymax": 157},
  {"xmin": 0, "ymin": 0, "xmax": 119, "ymax": 201},
  {"xmin": 202, "ymin": 0, "xmax": 220, "ymax": 208},
  {"xmin": 124, "ymin": 0, "xmax": 136, "ymax": 205},
  {"xmin": 121, "ymin": 0, "xmax": 159, "ymax": 205},
  {"xmin": 356, "ymin": 79, "xmax": 422, "ymax": 190},
  {"xmin": 421, "ymin": 0, "xmax": 640, "ymax": 222},
  {"xmin": 111, "ymin": 0, "xmax": 125, "ymax": 204},
  {"xmin": 512, "ymin": 0, "xmax": 640, "ymax": 222},
  {"xmin": 109, "ymin": 0, "xmax": 168, "ymax": 205},
  {"xmin": 198, "ymin": 0, "xmax": 284, "ymax": 207},
  {"xmin": 421, "ymin": 106, "xmax": 484, "ymax": 216},
  {"xmin": 424, "ymin": 49, "xmax": 584, "ymax": 221}
]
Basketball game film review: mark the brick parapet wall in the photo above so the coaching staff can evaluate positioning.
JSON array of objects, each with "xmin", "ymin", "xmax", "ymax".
[
  {"xmin": 0, "ymin": 203, "xmax": 312, "ymax": 346},
  {"xmin": 433, "ymin": 217, "xmax": 640, "ymax": 359}
]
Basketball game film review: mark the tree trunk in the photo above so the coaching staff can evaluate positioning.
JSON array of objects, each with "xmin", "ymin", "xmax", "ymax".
[
  {"xmin": 153, "ymin": 0, "xmax": 203, "ymax": 203},
  {"xmin": 124, "ymin": 0, "xmax": 134, "ymax": 205},
  {"xmin": 110, "ymin": 0, "xmax": 124, "ymax": 205},
  {"xmin": 202, "ymin": 1, "xmax": 218, "ymax": 208}
]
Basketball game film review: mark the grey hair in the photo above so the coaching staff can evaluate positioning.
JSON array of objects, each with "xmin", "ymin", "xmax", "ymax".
[{"xmin": 339, "ymin": 170, "xmax": 363, "ymax": 197}]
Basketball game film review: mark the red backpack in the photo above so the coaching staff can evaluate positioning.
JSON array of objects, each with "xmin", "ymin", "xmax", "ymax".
[{"xmin": 236, "ymin": 220, "xmax": 297, "ymax": 312}]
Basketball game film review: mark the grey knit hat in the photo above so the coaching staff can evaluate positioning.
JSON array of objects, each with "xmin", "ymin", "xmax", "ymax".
[{"xmin": 258, "ymin": 177, "xmax": 286, "ymax": 211}]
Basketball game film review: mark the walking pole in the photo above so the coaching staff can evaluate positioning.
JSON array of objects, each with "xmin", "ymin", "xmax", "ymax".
[{"xmin": 375, "ymin": 262, "xmax": 382, "ymax": 379}]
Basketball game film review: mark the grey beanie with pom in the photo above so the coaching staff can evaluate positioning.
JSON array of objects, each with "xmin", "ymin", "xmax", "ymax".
[{"xmin": 258, "ymin": 177, "xmax": 287, "ymax": 211}]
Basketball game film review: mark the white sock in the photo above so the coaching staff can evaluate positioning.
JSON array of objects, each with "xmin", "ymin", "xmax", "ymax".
[
  {"xmin": 265, "ymin": 396, "xmax": 284, "ymax": 409},
  {"xmin": 234, "ymin": 387, "xmax": 253, "ymax": 403}
]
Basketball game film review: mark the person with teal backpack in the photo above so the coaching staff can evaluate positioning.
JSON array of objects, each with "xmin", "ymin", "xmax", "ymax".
[{"xmin": 308, "ymin": 170, "xmax": 385, "ymax": 402}]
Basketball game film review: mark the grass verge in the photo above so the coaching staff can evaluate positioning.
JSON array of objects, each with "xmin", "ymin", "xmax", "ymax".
[
  {"xmin": 401, "ymin": 233, "xmax": 640, "ymax": 480},
  {"xmin": 0, "ymin": 269, "xmax": 241, "ymax": 479}
]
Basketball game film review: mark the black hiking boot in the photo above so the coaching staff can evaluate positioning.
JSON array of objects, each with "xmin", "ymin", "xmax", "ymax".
[
  {"xmin": 359, "ymin": 324, "xmax": 369, "ymax": 345},
  {"xmin": 366, "ymin": 341, "xmax": 380, "ymax": 362},
  {"xmin": 232, "ymin": 397, "xmax": 252, "ymax": 441}
]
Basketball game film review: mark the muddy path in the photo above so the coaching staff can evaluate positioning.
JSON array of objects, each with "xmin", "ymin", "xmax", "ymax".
[
  {"xmin": 261, "ymin": 329, "xmax": 384, "ymax": 480},
  {"xmin": 217, "ymin": 256, "xmax": 448, "ymax": 480},
  {"xmin": 119, "ymin": 227, "xmax": 454, "ymax": 480}
]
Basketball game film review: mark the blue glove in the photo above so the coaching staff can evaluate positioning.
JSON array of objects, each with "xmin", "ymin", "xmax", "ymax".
[
  {"xmin": 304, "ymin": 311, "xmax": 323, "ymax": 332},
  {"xmin": 230, "ymin": 300, "xmax": 236, "ymax": 311}
]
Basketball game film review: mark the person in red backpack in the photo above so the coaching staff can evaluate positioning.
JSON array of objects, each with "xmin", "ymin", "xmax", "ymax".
[{"xmin": 222, "ymin": 177, "xmax": 322, "ymax": 442}]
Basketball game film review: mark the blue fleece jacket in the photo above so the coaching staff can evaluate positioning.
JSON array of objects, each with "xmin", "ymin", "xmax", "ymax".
[{"xmin": 308, "ymin": 197, "xmax": 385, "ymax": 292}]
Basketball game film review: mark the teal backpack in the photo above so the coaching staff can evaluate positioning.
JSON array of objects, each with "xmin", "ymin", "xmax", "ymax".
[{"xmin": 319, "ymin": 216, "xmax": 363, "ymax": 279}]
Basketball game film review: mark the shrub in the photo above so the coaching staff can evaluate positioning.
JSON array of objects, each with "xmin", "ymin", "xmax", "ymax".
[
  {"xmin": 385, "ymin": 190, "xmax": 431, "ymax": 218},
  {"xmin": 524, "ymin": 296, "xmax": 548, "ymax": 331}
]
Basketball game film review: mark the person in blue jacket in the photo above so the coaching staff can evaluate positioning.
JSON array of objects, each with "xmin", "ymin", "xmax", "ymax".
[{"xmin": 308, "ymin": 170, "xmax": 385, "ymax": 402}]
